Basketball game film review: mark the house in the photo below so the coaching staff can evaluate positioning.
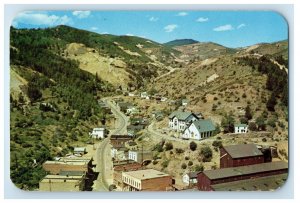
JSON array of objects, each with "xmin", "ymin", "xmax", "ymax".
[
  {"xmin": 140, "ymin": 92, "xmax": 149, "ymax": 99},
  {"xmin": 74, "ymin": 147, "xmax": 86, "ymax": 155},
  {"xmin": 122, "ymin": 169, "xmax": 173, "ymax": 191},
  {"xmin": 169, "ymin": 111, "xmax": 199, "ymax": 132},
  {"xmin": 111, "ymin": 147, "xmax": 128, "ymax": 161},
  {"xmin": 128, "ymin": 92, "xmax": 135, "ymax": 97},
  {"xmin": 220, "ymin": 144, "xmax": 264, "ymax": 168},
  {"xmin": 89, "ymin": 127, "xmax": 106, "ymax": 139},
  {"xmin": 234, "ymin": 124, "xmax": 248, "ymax": 133},
  {"xmin": 118, "ymin": 102, "xmax": 133, "ymax": 113},
  {"xmin": 182, "ymin": 99, "xmax": 189, "ymax": 106},
  {"xmin": 127, "ymin": 125, "xmax": 144, "ymax": 136},
  {"xmin": 182, "ymin": 119, "xmax": 215, "ymax": 140},
  {"xmin": 197, "ymin": 161, "xmax": 288, "ymax": 191},
  {"xmin": 128, "ymin": 150, "xmax": 153, "ymax": 163},
  {"xmin": 152, "ymin": 111, "xmax": 164, "ymax": 121},
  {"xmin": 182, "ymin": 171, "xmax": 200, "ymax": 185},
  {"xmin": 126, "ymin": 106, "xmax": 139, "ymax": 115}
]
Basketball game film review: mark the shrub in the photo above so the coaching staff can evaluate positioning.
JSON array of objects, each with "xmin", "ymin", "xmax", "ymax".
[
  {"xmin": 188, "ymin": 161, "xmax": 193, "ymax": 166},
  {"xmin": 194, "ymin": 164, "xmax": 204, "ymax": 172},
  {"xmin": 161, "ymin": 160, "xmax": 170, "ymax": 168},
  {"xmin": 185, "ymin": 156, "xmax": 189, "ymax": 160},
  {"xmin": 165, "ymin": 142, "xmax": 173, "ymax": 151},
  {"xmin": 262, "ymin": 138, "xmax": 267, "ymax": 142},
  {"xmin": 181, "ymin": 163, "xmax": 187, "ymax": 169},
  {"xmin": 212, "ymin": 140, "xmax": 223, "ymax": 148},
  {"xmin": 153, "ymin": 160, "xmax": 158, "ymax": 165},
  {"xmin": 200, "ymin": 146, "xmax": 213, "ymax": 162},
  {"xmin": 189, "ymin": 141, "xmax": 197, "ymax": 151},
  {"xmin": 175, "ymin": 148, "xmax": 184, "ymax": 154}
]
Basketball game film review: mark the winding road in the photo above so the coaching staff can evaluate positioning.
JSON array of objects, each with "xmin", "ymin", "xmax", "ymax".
[{"xmin": 93, "ymin": 98, "xmax": 128, "ymax": 191}]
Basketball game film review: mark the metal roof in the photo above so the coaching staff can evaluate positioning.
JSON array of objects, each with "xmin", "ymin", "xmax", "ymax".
[
  {"xmin": 203, "ymin": 161, "xmax": 288, "ymax": 180},
  {"xmin": 168, "ymin": 111, "xmax": 197, "ymax": 120},
  {"xmin": 193, "ymin": 119, "xmax": 215, "ymax": 133},
  {"xmin": 223, "ymin": 144, "xmax": 263, "ymax": 158},
  {"xmin": 123, "ymin": 169, "xmax": 170, "ymax": 180},
  {"xmin": 234, "ymin": 124, "xmax": 248, "ymax": 128}
]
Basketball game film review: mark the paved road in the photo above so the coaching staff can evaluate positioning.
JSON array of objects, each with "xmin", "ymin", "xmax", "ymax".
[{"xmin": 93, "ymin": 98, "xmax": 128, "ymax": 191}]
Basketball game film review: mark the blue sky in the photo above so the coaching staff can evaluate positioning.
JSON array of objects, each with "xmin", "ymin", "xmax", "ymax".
[{"xmin": 12, "ymin": 11, "xmax": 288, "ymax": 48}]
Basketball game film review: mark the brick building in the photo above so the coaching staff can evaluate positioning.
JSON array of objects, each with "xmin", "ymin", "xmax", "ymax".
[
  {"xmin": 197, "ymin": 161, "xmax": 288, "ymax": 191},
  {"xmin": 113, "ymin": 160, "xmax": 143, "ymax": 188},
  {"xmin": 42, "ymin": 157, "xmax": 93, "ymax": 175},
  {"xmin": 220, "ymin": 144, "xmax": 264, "ymax": 168},
  {"xmin": 110, "ymin": 135, "xmax": 133, "ymax": 149},
  {"xmin": 122, "ymin": 169, "xmax": 173, "ymax": 191}
]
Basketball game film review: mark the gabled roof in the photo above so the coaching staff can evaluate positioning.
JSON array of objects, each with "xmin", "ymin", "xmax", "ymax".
[
  {"xmin": 168, "ymin": 111, "xmax": 197, "ymax": 121},
  {"xmin": 222, "ymin": 144, "xmax": 263, "ymax": 159},
  {"xmin": 234, "ymin": 124, "xmax": 248, "ymax": 128},
  {"xmin": 202, "ymin": 161, "xmax": 288, "ymax": 180},
  {"xmin": 192, "ymin": 119, "xmax": 215, "ymax": 133},
  {"xmin": 187, "ymin": 171, "xmax": 201, "ymax": 179}
]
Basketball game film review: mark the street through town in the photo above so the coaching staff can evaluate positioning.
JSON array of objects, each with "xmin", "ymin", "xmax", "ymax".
[{"xmin": 93, "ymin": 98, "xmax": 128, "ymax": 191}]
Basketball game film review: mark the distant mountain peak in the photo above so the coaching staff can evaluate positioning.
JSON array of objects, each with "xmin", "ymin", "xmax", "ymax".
[{"xmin": 164, "ymin": 39, "xmax": 199, "ymax": 47}]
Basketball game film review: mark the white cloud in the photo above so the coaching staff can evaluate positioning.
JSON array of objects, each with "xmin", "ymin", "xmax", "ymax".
[
  {"xmin": 196, "ymin": 17, "xmax": 209, "ymax": 22},
  {"xmin": 90, "ymin": 27, "xmax": 98, "ymax": 31},
  {"xmin": 101, "ymin": 32, "xmax": 109, "ymax": 34},
  {"xmin": 213, "ymin": 24, "xmax": 234, "ymax": 32},
  {"xmin": 177, "ymin": 12, "xmax": 188, "ymax": 16},
  {"xmin": 237, "ymin": 23, "xmax": 246, "ymax": 29},
  {"xmin": 12, "ymin": 11, "xmax": 72, "ymax": 27},
  {"xmin": 149, "ymin": 17, "xmax": 159, "ymax": 22},
  {"xmin": 72, "ymin": 11, "xmax": 91, "ymax": 19},
  {"xmin": 164, "ymin": 24, "xmax": 178, "ymax": 32},
  {"xmin": 126, "ymin": 33, "xmax": 134, "ymax": 36}
]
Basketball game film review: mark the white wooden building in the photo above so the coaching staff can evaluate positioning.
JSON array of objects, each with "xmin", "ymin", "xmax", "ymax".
[
  {"xmin": 182, "ymin": 119, "xmax": 215, "ymax": 140},
  {"xmin": 234, "ymin": 124, "xmax": 248, "ymax": 133},
  {"xmin": 89, "ymin": 127, "xmax": 106, "ymax": 139},
  {"xmin": 168, "ymin": 111, "xmax": 199, "ymax": 132},
  {"xmin": 182, "ymin": 172, "xmax": 200, "ymax": 185}
]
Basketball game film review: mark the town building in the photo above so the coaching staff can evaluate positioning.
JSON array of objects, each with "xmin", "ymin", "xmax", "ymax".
[
  {"xmin": 182, "ymin": 171, "xmax": 200, "ymax": 185},
  {"xmin": 89, "ymin": 127, "xmax": 106, "ymax": 139},
  {"xmin": 168, "ymin": 111, "xmax": 199, "ymax": 132},
  {"xmin": 39, "ymin": 173, "xmax": 85, "ymax": 191},
  {"xmin": 113, "ymin": 160, "xmax": 143, "ymax": 189},
  {"xmin": 110, "ymin": 135, "xmax": 133, "ymax": 149},
  {"xmin": 111, "ymin": 147, "xmax": 128, "ymax": 161},
  {"xmin": 182, "ymin": 119, "xmax": 215, "ymax": 140},
  {"xmin": 234, "ymin": 124, "xmax": 248, "ymax": 133},
  {"xmin": 118, "ymin": 102, "xmax": 134, "ymax": 113},
  {"xmin": 211, "ymin": 173, "xmax": 287, "ymax": 191},
  {"xmin": 220, "ymin": 144, "xmax": 264, "ymax": 168},
  {"xmin": 128, "ymin": 150, "xmax": 153, "ymax": 163},
  {"xmin": 42, "ymin": 157, "xmax": 93, "ymax": 175},
  {"xmin": 140, "ymin": 92, "xmax": 149, "ymax": 99},
  {"xmin": 197, "ymin": 161, "xmax": 288, "ymax": 191},
  {"xmin": 122, "ymin": 169, "xmax": 173, "ymax": 191}
]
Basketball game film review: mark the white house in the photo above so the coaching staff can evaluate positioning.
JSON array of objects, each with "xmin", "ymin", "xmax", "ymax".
[
  {"xmin": 169, "ymin": 111, "xmax": 199, "ymax": 132},
  {"xmin": 126, "ymin": 106, "xmax": 139, "ymax": 115},
  {"xmin": 128, "ymin": 92, "xmax": 135, "ymax": 97},
  {"xmin": 182, "ymin": 172, "xmax": 200, "ymax": 185},
  {"xmin": 128, "ymin": 150, "xmax": 153, "ymax": 163},
  {"xmin": 140, "ymin": 92, "xmax": 148, "ymax": 99},
  {"xmin": 89, "ymin": 127, "xmax": 106, "ymax": 139},
  {"xmin": 182, "ymin": 99, "xmax": 189, "ymax": 106},
  {"xmin": 234, "ymin": 124, "xmax": 248, "ymax": 133},
  {"xmin": 182, "ymin": 119, "xmax": 215, "ymax": 140},
  {"xmin": 111, "ymin": 148, "xmax": 128, "ymax": 161}
]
